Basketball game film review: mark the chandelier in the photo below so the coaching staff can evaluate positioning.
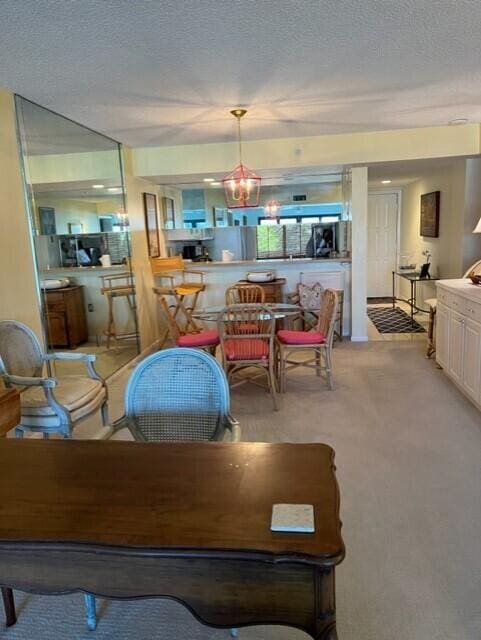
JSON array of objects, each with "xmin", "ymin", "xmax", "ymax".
[
  {"xmin": 264, "ymin": 199, "xmax": 281, "ymax": 218},
  {"xmin": 222, "ymin": 109, "xmax": 261, "ymax": 208}
]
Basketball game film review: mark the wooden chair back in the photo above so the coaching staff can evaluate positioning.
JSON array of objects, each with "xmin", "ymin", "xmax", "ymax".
[
  {"xmin": 225, "ymin": 284, "xmax": 265, "ymax": 305},
  {"xmin": 150, "ymin": 256, "xmax": 185, "ymax": 275},
  {"xmin": 316, "ymin": 289, "xmax": 339, "ymax": 346}
]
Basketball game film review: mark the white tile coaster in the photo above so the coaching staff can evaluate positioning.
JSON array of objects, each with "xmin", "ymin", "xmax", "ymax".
[{"xmin": 271, "ymin": 503, "xmax": 315, "ymax": 533}]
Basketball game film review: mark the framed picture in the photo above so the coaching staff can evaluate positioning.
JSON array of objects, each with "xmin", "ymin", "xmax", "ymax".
[
  {"xmin": 38, "ymin": 207, "xmax": 56, "ymax": 235},
  {"xmin": 162, "ymin": 197, "xmax": 175, "ymax": 229},
  {"xmin": 309, "ymin": 223, "xmax": 337, "ymax": 258},
  {"xmin": 420, "ymin": 191, "xmax": 440, "ymax": 237},
  {"xmin": 143, "ymin": 192, "xmax": 160, "ymax": 258}
]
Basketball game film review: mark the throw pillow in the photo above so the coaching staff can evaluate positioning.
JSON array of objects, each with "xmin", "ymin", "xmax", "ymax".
[{"xmin": 298, "ymin": 282, "xmax": 323, "ymax": 310}]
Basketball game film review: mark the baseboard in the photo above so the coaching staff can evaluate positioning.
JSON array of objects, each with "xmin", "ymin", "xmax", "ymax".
[{"xmin": 350, "ymin": 336, "xmax": 369, "ymax": 342}]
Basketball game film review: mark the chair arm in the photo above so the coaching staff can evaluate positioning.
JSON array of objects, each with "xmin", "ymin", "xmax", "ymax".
[
  {"xmin": 5, "ymin": 374, "xmax": 56, "ymax": 389},
  {"xmin": 226, "ymin": 414, "xmax": 241, "ymax": 442},
  {"xmin": 286, "ymin": 292, "xmax": 300, "ymax": 304},
  {"xmin": 184, "ymin": 269, "xmax": 205, "ymax": 284},
  {"xmin": 46, "ymin": 352, "xmax": 103, "ymax": 383}
]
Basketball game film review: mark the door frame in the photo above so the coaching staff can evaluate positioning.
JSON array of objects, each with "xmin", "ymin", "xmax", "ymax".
[{"xmin": 367, "ymin": 188, "xmax": 402, "ymax": 300}]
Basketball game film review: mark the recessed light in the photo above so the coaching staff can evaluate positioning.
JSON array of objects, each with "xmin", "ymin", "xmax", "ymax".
[
  {"xmin": 210, "ymin": 181, "xmax": 221, "ymax": 186},
  {"xmin": 203, "ymin": 178, "xmax": 215, "ymax": 183},
  {"xmin": 92, "ymin": 184, "xmax": 105, "ymax": 189},
  {"xmin": 448, "ymin": 118, "xmax": 468, "ymax": 126},
  {"xmin": 107, "ymin": 187, "xmax": 121, "ymax": 192},
  {"xmin": 381, "ymin": 179, "xmax": 392, "ymax": 184}
]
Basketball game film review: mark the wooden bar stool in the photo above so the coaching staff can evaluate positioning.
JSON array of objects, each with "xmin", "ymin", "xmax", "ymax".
[
  {"xmin": 100, "ymin": 272, "xmax": 138, "ymax": 348},
  {"xmin": 151, "ymin": 256, "xmax": 206, "ymax": 347}
]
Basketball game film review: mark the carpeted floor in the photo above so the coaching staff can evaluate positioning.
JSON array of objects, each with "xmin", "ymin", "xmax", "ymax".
[{"xmin": 2, "ymin": 341, "xmax": 481, "ymax": 639}]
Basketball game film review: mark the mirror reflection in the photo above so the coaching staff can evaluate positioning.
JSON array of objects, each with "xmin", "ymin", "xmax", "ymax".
[{"xmin": 15, "ymin": 97, "xmax": 139, "ymax": 378}]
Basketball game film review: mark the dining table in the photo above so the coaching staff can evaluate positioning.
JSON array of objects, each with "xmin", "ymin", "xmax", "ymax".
[{"xmin": 192, "ymin": 302, "xmax": 302, "ymax": 323}]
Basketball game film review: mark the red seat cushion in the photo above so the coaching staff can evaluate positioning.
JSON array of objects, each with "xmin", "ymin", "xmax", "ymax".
[
  {"xmin": 224, "ymin": 338, "xmax": 270, "ymax": 361},
  {"xmin": 177, "ymin": 330, "xmax": 220, "ymax": 347},
  {"xmin": 276, "ymin": 330, "xmax": 326, "ymax": 345}
]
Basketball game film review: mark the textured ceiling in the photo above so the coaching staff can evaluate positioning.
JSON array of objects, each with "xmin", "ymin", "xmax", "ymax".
[{"xmin": 1, "ymin": 0, "xmax": 481, "ymax": 148}]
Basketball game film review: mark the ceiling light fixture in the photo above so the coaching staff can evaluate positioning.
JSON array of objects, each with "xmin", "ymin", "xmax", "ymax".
[
  {"xmin": 449, "ymin": 118, "xmax": 468, "ymax": 126},
  {"xmin": 265, "ymin": 199, "xmax": 281, "ymax": 219},
  {"xmin": 222, "ymin": 109, "xmax": 261, "ymax": 208},
  {"xmin": 210, "ymin": 181, "xmax": 221, "ymax": 186},
  {"xmin": 381, "ymin": 179, "xmax": 392, "ymax": 184},
  {"xmin": 107, "ymin": 187, "xmax": 120, "ymax": 192},
  {"xmin": 203, "ymin": 178, "xmax": 215, "ymax": 183},
  {"xmin": 92, "ymin": 184, "xmax": 105, "ymax": 189}
]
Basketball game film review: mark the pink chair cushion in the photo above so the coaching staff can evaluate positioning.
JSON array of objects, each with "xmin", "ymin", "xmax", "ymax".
[
  {"xmin": 277, "ymin": 330, "xmax": 326, "ymax": 345},
  {"xmin": 224, "ymin": 338, "xmax": 270, "ymax": 361},
  {"xmin": 177, "ymin": 330, "xmax": 220, "ymax": 347}
]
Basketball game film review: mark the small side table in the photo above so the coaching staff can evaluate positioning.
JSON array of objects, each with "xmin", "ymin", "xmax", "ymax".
[
  {"xmin": 0, "ymin": 387, "xmax": 20, "ymax": 627},
  {"xmin": 237, "ymin": 278, "xmax": 286, "ymax": 303}
]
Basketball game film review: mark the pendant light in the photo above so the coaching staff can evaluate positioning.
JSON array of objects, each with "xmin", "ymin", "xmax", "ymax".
[{"xmin": 222, "ymin": 109, "xmax": 261, "ymax": 208}]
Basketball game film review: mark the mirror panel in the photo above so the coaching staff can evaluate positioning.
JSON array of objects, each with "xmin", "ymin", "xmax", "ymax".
[{"xmin": 15, "ymin": 96, "xmax": 140, "ymax": 378}]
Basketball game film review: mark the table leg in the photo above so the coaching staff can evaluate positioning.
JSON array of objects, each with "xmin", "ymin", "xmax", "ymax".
[
  {"xmin": 2, "ymin": 588, "xmax": 16, "ymax": 627},
  {"xmin": 392, "ymin": 271, "xmax": 395, "ymax": 308},
  {"xmin": 411, "ymin": 280, "xmax": 414, "ymax": 323}
]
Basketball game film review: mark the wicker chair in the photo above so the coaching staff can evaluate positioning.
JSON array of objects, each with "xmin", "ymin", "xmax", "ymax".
[
  {"xmin": 218, "ymin": 304, "xmax": 278, "ymax": 411},
  {"xmin": 0, "ymin": 320, "xmax": 110, "ymax": 439},
  {"xmin": 276, "ymin": 289, "xmax": 338, "ymax": 392},
  {"xmin": 225, "ymin": 283, "xmax": 265, "ymax": 304}
]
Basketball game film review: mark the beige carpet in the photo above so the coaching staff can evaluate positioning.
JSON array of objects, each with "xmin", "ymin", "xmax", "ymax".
[{"xmin": 3, "ymin": 341, "xmax": 481, "ymax": 639}]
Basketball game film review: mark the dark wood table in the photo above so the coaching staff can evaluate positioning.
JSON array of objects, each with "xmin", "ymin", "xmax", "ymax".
[{"xmin": 0, "ymin": 440, "xmax": 344, "ymax": 639}]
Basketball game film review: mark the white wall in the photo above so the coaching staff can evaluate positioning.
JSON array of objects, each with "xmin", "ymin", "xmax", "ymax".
[{"xmin": 351, "ymin": 167, "xmax": 368, "ymax": 341}]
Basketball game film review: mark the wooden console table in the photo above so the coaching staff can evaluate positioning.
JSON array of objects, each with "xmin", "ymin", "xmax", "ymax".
[{"xmin": 0, "ymin": 440, "xmax": 344, "ymax": 639}]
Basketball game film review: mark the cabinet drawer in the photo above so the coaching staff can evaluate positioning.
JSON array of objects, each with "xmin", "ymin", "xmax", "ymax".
[
  {"xmin": 46, "ymin": 301, "xmax": 66, "ymax": 313},
  {"xmin": 464, "ymin": 300, "xmax": 481, "ymax": 324},
  {"xmin": 437, "ymin": 289, "xmax": 450, "ymax": 305},
  {"xmin": 449, "ymin": 294, "xmax": 466, "ymax": 315}
]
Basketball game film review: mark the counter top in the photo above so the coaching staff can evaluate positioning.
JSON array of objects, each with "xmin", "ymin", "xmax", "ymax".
[
  {"xmin": 188, "ymin": 258, "xmax": 351, "ymax": 267},
  {"xmin": 437, "ymin": 278, "xmax": 481, "ymax": 300},
  {"xmin": 40, "ymin": 266, "xmax": 127, "ymax": 274}
]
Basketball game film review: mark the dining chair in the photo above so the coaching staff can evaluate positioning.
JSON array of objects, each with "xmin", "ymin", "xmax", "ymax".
[
  {"xmin": 225, "ymin": 283, "xmax": 265, "ymax": 304},
  {"xmin": 218, "ymin": 304, "xmax": 278, "ymax": 411},
  {"xmin": 0, "ymin": 320, "xmax": 110, "ymax": 440},
  {"xmin": 276, "ymin": 289, "xmax": 338, "ymax": 392}
]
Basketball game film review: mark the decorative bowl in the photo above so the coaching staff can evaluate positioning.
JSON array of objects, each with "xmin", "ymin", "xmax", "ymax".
[
  {"xmin": 469, "ymin": 272, "xmax": 481, "ymax": 285},
  {"xmin": 246, "ymin": 271, "xmax": 276, "ymax": 283}
]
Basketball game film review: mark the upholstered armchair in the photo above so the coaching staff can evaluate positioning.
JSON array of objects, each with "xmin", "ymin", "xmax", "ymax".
[{"xmin": 0, "ymin": 320, "xmax": 110, "ymax": 439}]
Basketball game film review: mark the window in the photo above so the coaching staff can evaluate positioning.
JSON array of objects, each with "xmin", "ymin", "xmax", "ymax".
[{"xmin": 256, "ymin": 222, "xmax": 320, "ymax": 259}]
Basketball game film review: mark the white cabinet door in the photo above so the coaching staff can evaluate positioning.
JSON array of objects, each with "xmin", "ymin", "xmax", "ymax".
[
  {"xmin": 448, "ymin": 310, "xmax": 464, "ymax": 384},
  {"xmin": 436, "ymin": 301, "xmax": 450, "ymax": 369},
  {"xmin": 463, "ymin": 318, "xmax": 481, "ymax": 401}
]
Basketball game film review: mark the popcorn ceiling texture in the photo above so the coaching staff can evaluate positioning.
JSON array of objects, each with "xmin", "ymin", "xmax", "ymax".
[{"xmin": 1, "ymin": 0, "xmax": 481, "ymax": 149}]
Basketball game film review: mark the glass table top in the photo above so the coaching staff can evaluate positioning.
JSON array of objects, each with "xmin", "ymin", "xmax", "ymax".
[
  {"xmin": 395, "ymin": 271, "xmax": 439, "ymax": 282},
  {"xmin": 193, "ymin": 303, "xmax": 302, "ymax": 322}
]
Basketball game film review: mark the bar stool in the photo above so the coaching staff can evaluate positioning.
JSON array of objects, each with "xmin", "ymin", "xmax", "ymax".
[
  {"xmin": 151, "ymin": 256, "xmax": 206, "ymax": 347},
  {"xmin": 425, "ymin": 298, "xmax": 437, "ymax": 358},
  {"xmin": 100, "ymin": 272, "xmax": 138, "ymax": 348}
]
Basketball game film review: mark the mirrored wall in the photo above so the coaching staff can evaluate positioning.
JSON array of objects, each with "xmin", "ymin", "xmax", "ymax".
[
  {"xmin": 15, "ymin": 96, "xmax": 139, "ymax": 378},
  {"xmin": 165, "ymin": 172, "xmax": 352, "ymax": 262}
]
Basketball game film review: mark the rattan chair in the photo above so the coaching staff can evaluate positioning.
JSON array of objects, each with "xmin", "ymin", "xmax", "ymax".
[
  {"xmin": 225, "ymin": 283, "xmax": 265, "ymax": 305},
  {"xmin": 276, "ymin": 289, "xmax": 338, "ymax": 392},
  {"xmin": 218, "ymin": 304, "xmax": 278, "ymax": 411},
  {"xmin": 0, "ymin": 320, "xmax": 110, "ymax": 439}
]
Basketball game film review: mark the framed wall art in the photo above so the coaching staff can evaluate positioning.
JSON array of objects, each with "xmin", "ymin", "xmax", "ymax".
[
  {"xmin": 38, "ymin": 206, "xmax": 56, "ymax": 235},
  {"xmin": 143, "ymin": 192, "xmax": 160, "ymax": 258},
  {"xmin": 420, "ymin": 191, "xmax": 440, "ymax": 237}
]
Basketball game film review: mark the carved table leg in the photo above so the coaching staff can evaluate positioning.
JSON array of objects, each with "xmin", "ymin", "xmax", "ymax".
[{"xmin": 1, "ymin": 588, "xmax": 16, "ymax": 627}]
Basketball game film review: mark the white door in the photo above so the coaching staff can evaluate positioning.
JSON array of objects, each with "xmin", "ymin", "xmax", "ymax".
[
  {"xmin": 367, "ymin": 193, "xmax": 398, "ymax": 297},
  {"xmin": 436, "ymin": 302, "xmax": 450, "ymax": 369},
  {"xmin": 448, "ymin": 310, "xmax": 464, "ymax": 385},
  {"xmin": 463, "ymin": 317, "xmax": 481, "ymax": 400}
]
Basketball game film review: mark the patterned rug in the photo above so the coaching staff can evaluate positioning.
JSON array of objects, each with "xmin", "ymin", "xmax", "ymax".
[{"xmin": 367, "ymin": 306, "xmax": 426, "ymax": 333}]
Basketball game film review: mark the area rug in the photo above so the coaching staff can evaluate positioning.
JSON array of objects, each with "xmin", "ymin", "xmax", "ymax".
[{"xmin": 367, "ymin": 306, "xmax": 426, "ymax": 333}]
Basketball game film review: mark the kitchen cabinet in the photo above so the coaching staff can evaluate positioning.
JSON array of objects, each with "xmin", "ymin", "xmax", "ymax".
[
  {"xmin": 45, "ymin": 286, "xmax": 88, "ymax": 348},
  {"xmin": 436, "ymin": 280, "xmax": 481, "ymax": 408}
]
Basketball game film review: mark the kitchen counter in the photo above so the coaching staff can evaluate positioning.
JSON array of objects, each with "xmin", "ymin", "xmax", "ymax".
[
  {"xmin": 191, "ymin": 258, "xmax": 351, "ymax": 266},
  {"xmin": 41, "ymin": 266, "xmax": 127, "ymax": 273}
]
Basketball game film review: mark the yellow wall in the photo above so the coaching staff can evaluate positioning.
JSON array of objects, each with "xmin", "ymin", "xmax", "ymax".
[
  {"xmin": 35, "ymin": 195, "xmax": 123, "ymax": 234},
  {"xmin": 28, "ymin": 150, "xmax": 122, "ymax": 184},
  {"xmin": 0, "ymin": 87, "xmax": 42, "ymax": 338},
  {"xmin": 134, "ymin": 124, "xmax": 481, "ymax": 179}
]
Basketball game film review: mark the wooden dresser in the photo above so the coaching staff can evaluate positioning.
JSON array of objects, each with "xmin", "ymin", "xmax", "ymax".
[
  {"xmin": 237, "ymin": 278, "xmax": 286, "ymax": 303},
  {"xmin": 45, "ymin": 286, "xmax": 88, "ymax": 349}
]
